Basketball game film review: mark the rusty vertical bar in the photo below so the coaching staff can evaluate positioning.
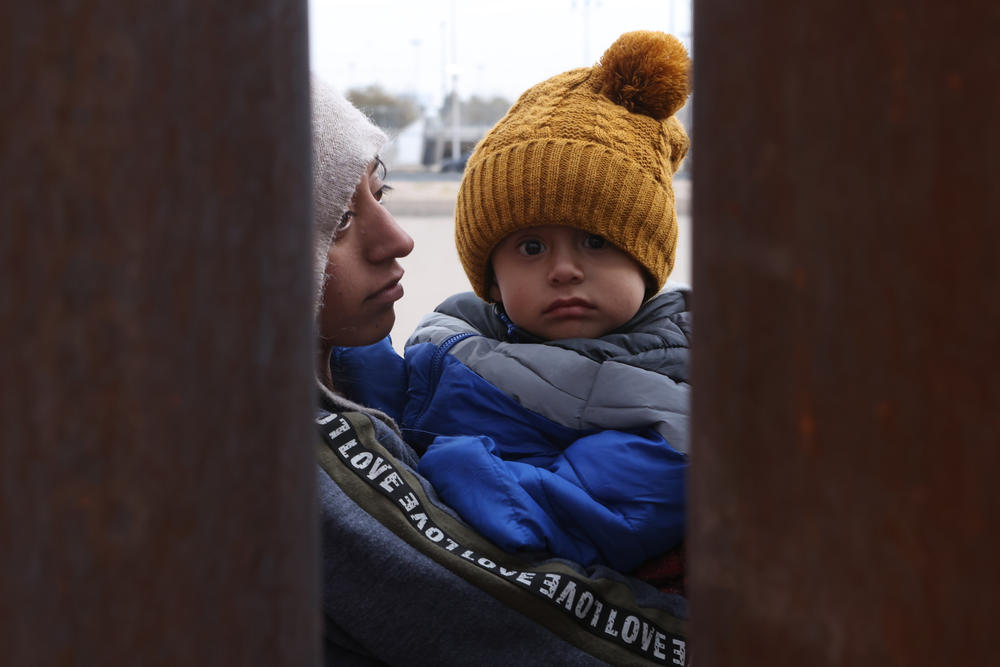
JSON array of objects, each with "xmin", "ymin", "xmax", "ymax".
[
  {"xmin": 0, "ymin": 2, "xmax": 317, "ymax": 665},
  {"xmin": 690, "ymin": 1, "xmax": 1000, "ymax": 665}
]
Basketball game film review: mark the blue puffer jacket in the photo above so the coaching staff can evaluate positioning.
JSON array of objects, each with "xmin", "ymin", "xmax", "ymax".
[{"xmin": 330, "ymin": 289, "xmax": 691, "ymax": 573}]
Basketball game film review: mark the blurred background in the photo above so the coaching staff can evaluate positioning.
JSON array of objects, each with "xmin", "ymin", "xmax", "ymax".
[{"xmin": 309, "ymin": 0, "xmax": 694, "ymax": 350}]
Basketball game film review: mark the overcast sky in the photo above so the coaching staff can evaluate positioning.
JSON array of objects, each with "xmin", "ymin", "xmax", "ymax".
[{"xmin": 309, "ymin": 0, "xmax": 693, "ymax": 110}]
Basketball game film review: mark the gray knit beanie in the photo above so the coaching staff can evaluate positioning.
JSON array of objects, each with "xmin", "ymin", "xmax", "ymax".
[{"xmin": 311, "ymin": 77, "xmax": 388, "ymax": 312}]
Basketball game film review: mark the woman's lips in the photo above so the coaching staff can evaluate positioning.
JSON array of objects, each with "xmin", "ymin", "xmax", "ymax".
[{"xmin": 368, "ymin": 275, "xmax": 405, "ymax": 303}]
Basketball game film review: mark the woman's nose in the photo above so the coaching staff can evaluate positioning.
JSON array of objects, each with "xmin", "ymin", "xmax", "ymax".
[{"xmin": 365, "ymin": 206, "xmax": 414, "ymax": 262}]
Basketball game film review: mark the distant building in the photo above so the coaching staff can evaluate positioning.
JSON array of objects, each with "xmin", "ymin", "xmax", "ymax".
[
  {"xmin": 421, "ymin": 116, "xmax": 493, "ymax": 167},
  {"xmin": 404, "ymin": 96, "xmax": 694, "ymax": 174},
  {"xmin": 382, "ymin": 117, "xmax": 426, "ymax": 168}
]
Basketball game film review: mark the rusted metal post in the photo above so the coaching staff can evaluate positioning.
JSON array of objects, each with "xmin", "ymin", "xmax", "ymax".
[
  {"xmin": 690, "ymin": 2, "xmax": 1000, "ymax": 665},
  {"xmin": 0, "ymin": 3, "xmax": 317, "ymax": 665}
]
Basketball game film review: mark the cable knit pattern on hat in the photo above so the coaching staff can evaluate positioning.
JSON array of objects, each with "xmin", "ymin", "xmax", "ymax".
[
  {"xmin": 455, "ymin": 31, "xmax": 691, "ymax": 299},
  {"xmin": 311, "ymin": 77, "xmax": 387, "ymax": 313}
]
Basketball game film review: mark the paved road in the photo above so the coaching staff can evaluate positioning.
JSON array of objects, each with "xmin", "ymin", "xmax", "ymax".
[{"xmin": 386, "ymin": 174, "xmax": 692, "ymax": 352}]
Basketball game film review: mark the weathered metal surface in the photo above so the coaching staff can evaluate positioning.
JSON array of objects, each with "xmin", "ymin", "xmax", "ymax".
[
  {"xmin": 0, "ymin": 3, "xmax": 317, "ymax": 665},
  {"xmin": 690, "ymin": 2, "xmax": 1000, "ymax": 665}
]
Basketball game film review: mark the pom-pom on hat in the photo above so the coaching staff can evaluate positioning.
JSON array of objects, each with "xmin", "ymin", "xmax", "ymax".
[{"xmin": 455, "ymin": 31, "xmax": 691, "ymax": 300}]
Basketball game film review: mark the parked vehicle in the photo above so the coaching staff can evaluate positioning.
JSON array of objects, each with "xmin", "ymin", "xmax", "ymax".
[{"xmin": 439, "ymin": 151, "xmax": 472, "ymax": 173}]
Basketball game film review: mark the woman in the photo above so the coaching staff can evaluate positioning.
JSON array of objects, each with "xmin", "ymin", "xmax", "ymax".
[{"xmin": 311, "ymin": 78, "xmax": 688, "ymax": 667}]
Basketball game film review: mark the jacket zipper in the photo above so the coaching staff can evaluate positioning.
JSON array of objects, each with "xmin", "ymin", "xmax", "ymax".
[{"xmin": 410, "ymin": 332, "xmax": 479, "ymax": 433}]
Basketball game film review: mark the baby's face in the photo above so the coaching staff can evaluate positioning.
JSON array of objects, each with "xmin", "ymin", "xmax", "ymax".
[{"xmin": 488, "ymin": 224, "xmax": 647, "ymax": 340}]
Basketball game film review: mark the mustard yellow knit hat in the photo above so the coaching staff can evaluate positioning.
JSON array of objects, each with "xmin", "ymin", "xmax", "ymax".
[{"xmin": 455, "ymin": 31, "xmax": 691, "ymax": 300}]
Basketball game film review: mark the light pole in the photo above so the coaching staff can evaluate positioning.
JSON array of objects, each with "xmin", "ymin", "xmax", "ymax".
[
  {"xmin": 571, "ymin": 0, "xmax": 600, "ymax": 64},
  {"xmin": 448, "ymin": 0, "xmax": 461, "ymax": 161},
  {"xmin": 447, "ymin": 64, "xmax": 462, "ymax": 161}
]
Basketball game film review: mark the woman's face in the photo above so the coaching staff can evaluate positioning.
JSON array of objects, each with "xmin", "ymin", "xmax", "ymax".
[{"xmin": 318, "ymin": 160, "xmax": 414, "ymax": 347}]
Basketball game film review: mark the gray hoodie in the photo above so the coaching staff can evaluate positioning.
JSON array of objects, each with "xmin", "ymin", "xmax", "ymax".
[{"xmin": 316, "ymin": 385, "xmax": 689, "ymax": 666}]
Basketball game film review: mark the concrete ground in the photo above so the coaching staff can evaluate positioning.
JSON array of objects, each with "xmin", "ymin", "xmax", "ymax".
[{"xmin": 386, "ymin": 172, "xmax": 692, "ymax": 352}]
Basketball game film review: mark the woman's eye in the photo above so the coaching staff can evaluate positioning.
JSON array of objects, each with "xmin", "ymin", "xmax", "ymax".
[
  {"xmin": 374, "ymin": 184, "xmax": 393, "ymax": 203},
  {"xmin": 583, "ymin": 234, "xmax": 607, "ymax": 249},
  {"xmin": 337, "ymin": 210, "xmax": 354, "ymax": 233},
  {"xmin": 518, "ymin": 240, "xmax": 545, "ymax": 256}
]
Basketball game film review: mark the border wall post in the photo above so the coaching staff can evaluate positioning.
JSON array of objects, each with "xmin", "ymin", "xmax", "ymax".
[
  {"xmin": 690, "ymin": 2, "xmax": 1000, "ymax": 665},
  {"xmin": 0, "ymin": 3, "xmax": 318, "ymax": 664}
]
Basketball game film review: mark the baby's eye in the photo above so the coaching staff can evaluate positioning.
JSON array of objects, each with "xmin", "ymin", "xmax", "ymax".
[
  {"xmin": 518, "ymin": 239, "xmax": 545, "ymax": 256},
  {"xmin": 583, "ymin": 234, "xmax": 607, "ymax": 249}
]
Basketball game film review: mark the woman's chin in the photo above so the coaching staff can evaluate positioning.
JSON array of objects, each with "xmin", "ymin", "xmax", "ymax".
[
  {"xmin": 357, "ymin": 308, "xmax": 396, "ymax": 346},
  {"xmin": 324, "ymin": 316, "xmax": 394, "ymax": 348}
]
